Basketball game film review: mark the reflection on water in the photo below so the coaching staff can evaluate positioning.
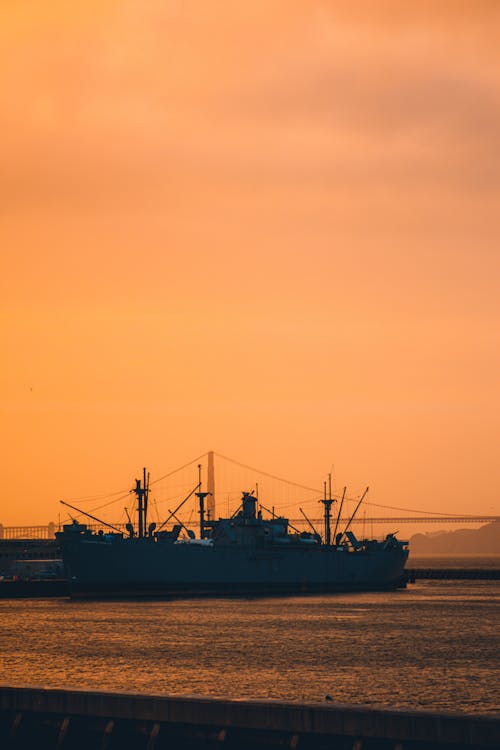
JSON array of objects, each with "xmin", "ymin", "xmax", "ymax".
[{"xmin": 0, "ymin": 580, "xmax": 499, "ymax": 713}]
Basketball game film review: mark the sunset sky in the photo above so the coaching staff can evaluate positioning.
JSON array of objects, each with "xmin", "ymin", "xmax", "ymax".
[{"xmin": 1, "ymin": 1, "xmax": 499, "ymax": 527}]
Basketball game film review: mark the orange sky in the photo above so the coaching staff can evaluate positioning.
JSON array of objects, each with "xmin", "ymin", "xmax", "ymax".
[{"xmin": 1, "ymin": 1, "xmax": 499, "ymax": 527}]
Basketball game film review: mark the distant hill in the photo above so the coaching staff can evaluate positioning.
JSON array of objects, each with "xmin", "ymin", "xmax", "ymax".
[{"xmin": 409, "ymin": 521, "xmax": 500, "ymax": 554}]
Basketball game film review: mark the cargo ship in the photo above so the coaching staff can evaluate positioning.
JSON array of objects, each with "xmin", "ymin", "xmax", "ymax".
[{"xmin": 57, "ymin": 467, "xmax": 409, "ymax": 598}]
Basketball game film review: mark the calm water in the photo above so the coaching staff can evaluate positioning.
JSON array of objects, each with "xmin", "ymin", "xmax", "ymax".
[{"xmin": 0, "ymin": 577, "xmax": 499, "ymax": 714}]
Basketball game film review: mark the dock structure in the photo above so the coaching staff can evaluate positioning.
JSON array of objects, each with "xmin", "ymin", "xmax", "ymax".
[
  {"xmin": 407, "ymin": 568, "xmax": 500, "ymax": 581},
  {"xmin": 1, "ymin": 686, "xmax": 498, "ymax": 749}
]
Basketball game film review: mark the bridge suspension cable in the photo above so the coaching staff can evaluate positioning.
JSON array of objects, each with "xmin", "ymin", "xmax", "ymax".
[
  {"xmin": 214, "ymin": 452, "xmax": 321, "ymax": 494},
  {"xmin": 57, "ymin": 450, "xmax": 498, "ymax": 525},
  {"xmin": 149, "ymin": 453, "xmax": 208, "ymax": 487}
]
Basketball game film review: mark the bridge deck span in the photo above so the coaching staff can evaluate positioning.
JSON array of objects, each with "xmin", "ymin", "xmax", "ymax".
[{"xmin": 1, "ymin": 516, "xmax": 499, "ymax": 540}]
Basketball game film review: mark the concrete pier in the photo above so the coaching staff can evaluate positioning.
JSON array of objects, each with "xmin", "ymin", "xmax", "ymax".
[
  {"xmin": 1, "ymin": 685, "xmax": 498, "ymax": 749},
  {"xmin": 406, "ymin": 568, "xmax": 500, "ymax": 581},
  {"xmin": 0, "ymin": 580, "xmax": 68, "ymax": 598}
]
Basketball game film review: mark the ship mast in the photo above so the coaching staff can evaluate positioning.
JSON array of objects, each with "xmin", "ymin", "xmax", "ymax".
[
  {"xmin": 195, "ymin": 463, "xmax": 210, "ymax": 539},
  {"xmin": 320, "ymin": 473, "xmax": 334, "ymax": 545},
  {"xmin": 133, "ymin": 468, "xmax": 149, "ymax": 538}
]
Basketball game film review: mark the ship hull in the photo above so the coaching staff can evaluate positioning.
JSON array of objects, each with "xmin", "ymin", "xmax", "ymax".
[
  {"xmin": 69, "ymin": 580, "xmax": 407, "ymax": 599},
  {"xmin": 61, "ymin": 536, "xmax": 408, "ymax": 599}
]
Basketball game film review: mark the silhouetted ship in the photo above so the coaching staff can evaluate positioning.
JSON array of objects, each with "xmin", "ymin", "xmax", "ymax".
[{"xmin": 57, "ymin": 468, "xmax": 409, "ymax": 598}]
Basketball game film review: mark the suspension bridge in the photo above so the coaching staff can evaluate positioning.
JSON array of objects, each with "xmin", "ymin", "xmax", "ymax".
[{"xmin": 2, "ymin": 451, "xmax": 498, "ymax": 540}]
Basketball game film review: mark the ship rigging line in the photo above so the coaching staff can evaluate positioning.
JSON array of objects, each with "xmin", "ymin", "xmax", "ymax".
[
  {"xmin": 64, "ymin": 491, "xmax": 133, "ymax": 521},
  {"xmin": 214, "ymin": 452, "xmax": 322, "ymax": 494},
  {"xmin": 65, "ymin": 488, "xmax": 131, "ymax": 503},
  {"xmin": 64, "ymin": 454, "xmax": 208, "ymax": 517},
  {"xmin": 60, "ymin": 500, "xmax": 124, "ymax": 534},
  {"xmin": 149, "ymin": 453, "xmax": 208, "ymax": 486},
  {"xmin": 88, "ymin": 491, "xmax": 134, "ymax": 514},
  {"xmin": 156, "ymin": 481, "xmax": 201, "ymax": 533},
  {"xmin": 215, "ymin": 452, "xmax": 480, "ymax": 518},
  {"xmin": 61, "ymin": 451, "xmax": 482, "ymax": 523}
]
